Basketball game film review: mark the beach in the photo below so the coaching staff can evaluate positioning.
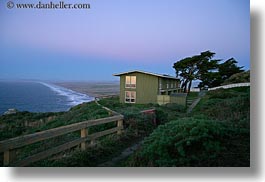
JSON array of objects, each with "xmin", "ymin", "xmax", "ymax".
[{"xmin": 54, "ymin": 81, "xmax": 120, "ymax": 98}]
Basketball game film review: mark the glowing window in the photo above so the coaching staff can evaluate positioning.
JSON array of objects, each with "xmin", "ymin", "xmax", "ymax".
[{"xmin": 125, "ymin": 76, "xmax": 136, "ymax": 88}]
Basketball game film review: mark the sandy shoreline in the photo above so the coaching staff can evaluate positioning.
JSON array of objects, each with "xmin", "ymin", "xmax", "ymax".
[{"xmin": 53, "ymin": 81, "xmax": 120, "ymax": 98}]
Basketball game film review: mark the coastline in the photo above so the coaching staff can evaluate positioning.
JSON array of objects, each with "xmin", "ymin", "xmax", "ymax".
[
  {"xmin": 0, "ymin": 81, "xmax": 99, "ymax": 115},
  {"xmin": 53, "ymin": 81, "xmax": 120, "ymax": 98}
]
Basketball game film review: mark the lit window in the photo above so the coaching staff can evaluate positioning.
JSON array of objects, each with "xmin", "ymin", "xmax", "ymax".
[
  {"xmin": 125, "ymin": 91, "xmax": 136, "ymax": 103},
  {"xmin": 125, "ymin": 76, "xmax": 136, "ymax": 88}
]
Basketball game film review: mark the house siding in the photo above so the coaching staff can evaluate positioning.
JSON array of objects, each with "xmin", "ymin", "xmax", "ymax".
[
  {"xmin": 119, "ymin": 72, "xmax": 159, "ymax": 104},
  {"xmin": 159, "ymin": 78, "xmax": 180, "ymax": 94},
  {"xmin": 117, "ymin": 71, "xmax": 182, "ymax": 104}
]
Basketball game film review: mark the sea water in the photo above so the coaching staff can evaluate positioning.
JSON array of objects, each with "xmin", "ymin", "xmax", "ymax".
[{"xmin": 0, "ymin": 81, "xmax": 94, "ymax": 115}]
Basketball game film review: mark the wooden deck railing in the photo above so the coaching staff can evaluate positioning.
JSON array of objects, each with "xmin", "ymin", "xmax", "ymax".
[{"xmin": 0, "ymin": 115, "xmax": 124, "ymax": 167}]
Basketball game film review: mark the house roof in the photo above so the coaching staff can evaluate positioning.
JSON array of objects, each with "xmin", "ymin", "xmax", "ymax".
[{"xmin": 113, "ymin": 70, "xmax": 179, "ymax": 80}]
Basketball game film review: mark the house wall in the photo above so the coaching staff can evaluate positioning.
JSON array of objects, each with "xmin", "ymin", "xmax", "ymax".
[
  {"xmin": 119, "ymin": 72, "xmax": 159, "ymax": 104},
  {"xmin": 170, "ymin": 93, "xmax": 187, "ymax": 106},
  {"xmin": 157, "ymin": 95, "xmax": 170, "ymax": 105},
  {"xmin": 157, "ymin": 93, "xmax": 187, "ymax": 106}
]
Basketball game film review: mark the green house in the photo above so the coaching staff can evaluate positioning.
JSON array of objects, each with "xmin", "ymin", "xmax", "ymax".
[{"xmin": 113, "ymin": 70, "xmax": 184, "ymax": 105}]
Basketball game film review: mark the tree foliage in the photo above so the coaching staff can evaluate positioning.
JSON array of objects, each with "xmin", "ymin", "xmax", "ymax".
[
  {"xmin": 173, "ymin": 51, "xmax": 219, "ymax": 93},
  {"xmin": 198, "ymin": 58, "xmax": 244, "ymax": 88},
  {"xmin": 173, "ymin": 51, "xmax": 244, "ymax": 91}
]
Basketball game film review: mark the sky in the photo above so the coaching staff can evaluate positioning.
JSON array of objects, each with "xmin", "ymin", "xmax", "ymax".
[{"xmin": 0, "ymin": 0, "xmax": 250, "ymax": 81}]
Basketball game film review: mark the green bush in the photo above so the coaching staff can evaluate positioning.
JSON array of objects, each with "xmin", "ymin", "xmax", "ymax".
[
  {"xmin": 127, "ymin": 117, "xmax": 249, "ymax": 167},
  {"xmin": 164, "ymin": 103, "xmax": 186, "ymax": 112},
  {"xmin": 122, "ymin": 110, "xmax": 156, "ymax": 136},
  {"xmin": 32, "ymin": 133, "xmax": 141, "ymax": 167},
  {"xmin": 208, "ymin": 89, "xmax": 238, "ymax": 99},
  {"xmin": 222, "ymin": 70, "xmax": 250, "ymax": 85},
  {"xmin": 193, "ymin": 87, "xmax": 250, "ymax": 123}
]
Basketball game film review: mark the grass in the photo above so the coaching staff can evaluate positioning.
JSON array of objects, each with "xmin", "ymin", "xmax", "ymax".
[{"xmin": 187, "ymin": 92, "xmax": 199, "ymax": 100}]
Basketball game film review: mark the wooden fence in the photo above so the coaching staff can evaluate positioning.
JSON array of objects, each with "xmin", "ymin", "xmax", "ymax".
[
  {"xmin": 0, "ymin": 115, "xmax": 124, "ymax": 167},
  {"xmin": 208, "ymin": 82, "xmax": 250, "ymax": 91}
]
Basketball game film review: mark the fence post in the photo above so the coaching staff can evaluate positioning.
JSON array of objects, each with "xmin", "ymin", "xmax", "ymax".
[
  {"xmin": 80, "ymin": 128, "xmax": 88, "ymax": 151},
  {"xmin": 117, "ymin": 119, "xmax": 123, "ymax": 135},
  {"xmin": 3, "ymin": 150, "xmax": 16, "ymax": 166}
]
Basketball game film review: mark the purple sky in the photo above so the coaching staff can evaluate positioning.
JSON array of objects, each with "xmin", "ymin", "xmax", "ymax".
[{"xmin": 0, "ymin": 0, "xmax": 250, "ymax": 81}]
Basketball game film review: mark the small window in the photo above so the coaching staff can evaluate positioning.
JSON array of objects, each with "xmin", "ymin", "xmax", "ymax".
[
  {"xmin": 125, "ymin": 76, "xmax": 136, "ymax": 88},
  {"xmin": 125, "ymin": 91, "xmax": 136, "ymax": 103},
  {"xmin": 166, "ymin": 83, "xmax": 169, "ymax": 89},
  {"xmin": 171, "ymin": 83, "xmax": 173, "ymax": 88},
  {"xmin": 159, "ymin": 83, "xmax": 162, "ymax": 89}
]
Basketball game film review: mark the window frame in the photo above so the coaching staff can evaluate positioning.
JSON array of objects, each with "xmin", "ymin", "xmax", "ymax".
[
  {"xmin": 125, "ymin": 76, "xmax": 136, "ymax": 88},
  {"xmin": 125, "ymin": 91, "xmax": 136, "ymax": 103}
]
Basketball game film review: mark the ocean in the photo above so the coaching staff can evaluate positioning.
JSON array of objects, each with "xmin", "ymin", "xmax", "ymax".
[{"xmin": 0, "ymin": 81, "xmax": 94, "ymax": 115}]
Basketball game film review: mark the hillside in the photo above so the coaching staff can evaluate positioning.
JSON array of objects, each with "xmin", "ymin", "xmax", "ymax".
[
  {"xmin": 0, "ymin": 87, "xmax": 250, "ymax": 167},
  {"xmin": 126, "ymin": 87, "xmax": 250, "ymax": 167},
  {"xmin": 0, "ymin": 96, "xmax": 186, "ymax": 166}
]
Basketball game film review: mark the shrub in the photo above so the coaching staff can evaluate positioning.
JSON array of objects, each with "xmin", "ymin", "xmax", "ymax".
[
  {"xmin": 164, "ymin": 103, "xmax": 186, "ymax": 112},
  {"xmin": 127, "ymin": 117, "xmax": 249, "ymax": 167},
  {"xmin": 122, "ymin": 110, "xmax": 156, "ymax": 136},
  {"xmin": 222, "ymin": 70, "xmax": 250, "ymax": 85},
  {"xmin": 193, "ymin": 87, "xmax": 250, "ymax": 123}
]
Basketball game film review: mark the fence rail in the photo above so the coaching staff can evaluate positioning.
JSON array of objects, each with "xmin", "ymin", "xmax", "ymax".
[
  {"xmin": 0, "ymin": 114, "xmax": 124, "ymax": 166},
  {"xmin": 208, "ymin": 82, "xmax": 250, "ymax": 91}
]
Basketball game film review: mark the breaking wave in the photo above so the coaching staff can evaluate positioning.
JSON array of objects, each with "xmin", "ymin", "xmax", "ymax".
[{"xmin": 39, "ymin": 82, "xmax": 94, "ymax": 106}]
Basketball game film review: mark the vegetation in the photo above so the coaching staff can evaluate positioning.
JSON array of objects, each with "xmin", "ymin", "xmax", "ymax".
[
  {"xmin": 126, "ymin": 87, "xmax": 250, "ymax": 167},
  {"xmin": 0, "ymin": 86, "xmax": 249, "ymax": 167},
  {"xmin": 173, "ymin": 51, "xmax": 244, "ymax": 92},
  {"xmin": 199, "ymin": 58, "xmax": 244, "ymax": 88},
  {"xmin": 173, "ymin": 50, "xmax": 218, "ymax": 93},
  {"xmin": 0, "ymin": 96, "xmax": 186, "ymax": 166},
  {"xmin": 98, "ymin": 96, "xmax": 186, "ymax": 126},
  {"xmin": 187, "ymin": 92, "xmax": 199, "ymax": 100},
  {"xmin": 31, "ymin": 98, "xmax": 186, "ymax": 166},
  {"xmin": 0, "ymin": 112, "xmax": 61, "ymax": 141},
  {"xmin": 222, "ymin": 70, "xmax": 250, "ymax": 85},
  {"xmin": 31, "ymin": 133, "xmax": 141, "ymax": 167},
  {"xmin": 193, "ymin": 87, "xmax": 250, "ymax": 124},
  {"xmin": 0, "ymin": 102, "xmax": 109, "ymax": 141}
]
